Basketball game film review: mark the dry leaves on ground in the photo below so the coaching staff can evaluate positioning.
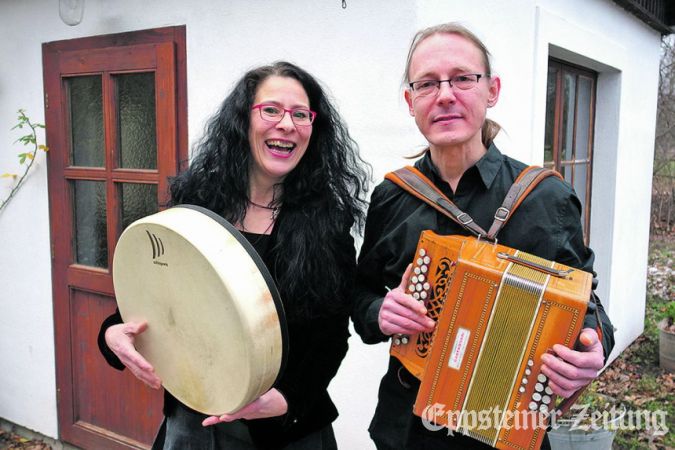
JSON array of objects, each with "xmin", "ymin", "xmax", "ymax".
[{"xmin": 0, "ymin": 430, "xmax": 51, "ymax": 450}]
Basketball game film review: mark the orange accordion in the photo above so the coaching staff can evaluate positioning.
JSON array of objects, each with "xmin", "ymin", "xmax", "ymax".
[
  {"xmin": 391, "ymin": 232, "xmax": 591, "ymax": 449},
  {"xmin": 386, "ymin": 166, "xmax": 593, "ymax": 450}
]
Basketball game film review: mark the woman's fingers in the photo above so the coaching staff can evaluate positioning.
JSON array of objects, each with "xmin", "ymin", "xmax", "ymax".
[{"xmin": 105, "ymin": 321, "xmax": 161, "ymax": 389}]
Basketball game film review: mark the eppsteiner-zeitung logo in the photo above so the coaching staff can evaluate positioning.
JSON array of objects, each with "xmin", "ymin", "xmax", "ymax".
[{"xmin": 420, "ymin": 403, "xmax": 669, "ymax": 436}]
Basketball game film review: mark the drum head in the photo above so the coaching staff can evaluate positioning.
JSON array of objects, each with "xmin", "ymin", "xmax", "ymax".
[{"xmin": 112, "ymin": 205, "xmax": 287, "ymax": 415}]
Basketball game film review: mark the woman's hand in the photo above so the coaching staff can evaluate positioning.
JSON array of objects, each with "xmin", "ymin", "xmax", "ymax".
[
  {"xmin": 202, "ymin": 388, "xmax": 288, "ymax": 426},
  {"xmin": 105, "ymin": 321, "xmax": 161, "ymax": 389},
  {"xmin": 378, "ymin": 264, "xmax": 435, "ymax": 336}
]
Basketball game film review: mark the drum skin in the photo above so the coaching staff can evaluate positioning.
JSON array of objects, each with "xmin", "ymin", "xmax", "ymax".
[{"xmin": 112, "ymin": 205, "xmax": 286, "ymax": 415}]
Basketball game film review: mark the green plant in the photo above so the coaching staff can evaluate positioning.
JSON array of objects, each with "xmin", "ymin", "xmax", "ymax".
[
  {"xmin": 1, "ymin": 109, "xmax": 48, "ymax": 213},
  {"xmin": 662, "ymin": 301, "xmax": 675, "ymax": 326}
]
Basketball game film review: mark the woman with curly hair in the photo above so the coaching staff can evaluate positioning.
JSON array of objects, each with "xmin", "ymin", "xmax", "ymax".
[{"xmin": 99, "ymin": 61, "xmax": 370, "ymax": 449}]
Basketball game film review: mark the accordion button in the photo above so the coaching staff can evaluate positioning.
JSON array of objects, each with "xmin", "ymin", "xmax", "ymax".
[
  {"xmin": 414, "ymin": 267, "xmax": 421, "ymax": 275},
  {"xmin": 421, "ymin": 265, "xmax": 428, "ymax": 273},
  {"xmin": 539, "ymin": 404, "xmax": 549, "ymax": 413},
  {"xmin": 423, "ymin": 282, "xmax": 430, "ymax": 290},
  {"xmin": 411, "ymin": 276, "xmax": 419, "ymax": 284},
  {"xmin": 401, "ymin": 336, "xmax": 409, "ymax": 344},
  {"xmin": 420, "ymin": 291, "xmax": 428, "ymax": 300},
  {"xmin": 424, "ymin": 256, "xmax": 431, "ymax": 264},
  {"xmin": 417, "ymin": 258, "xmax": 424, "ymax": 266},
  {"xmin": 525, "ymin": 368, "xmax": 532, "ymax": 376},
  {"xmin": 408, "ymin": 284, "xmax": 416, "ymax": 292},
  {"xmin": 419, "ymin": 249, "xmax": 427, "ymax": 257},
  {"xmin": 537, "ymin": 374, "xmax": 547, "ymax": 383},
  {"xmin": 519, "ymin": 386, "xmax": 526, "ymax": 393},
  {"xmin": 413, "ymin": 292, "xmax": 420, "ymax": 300},
  {"xmin": 533, "ymin": 393, "xmax": 542, "ymax": 402},
  {"xmin": 394, "ymin": 337, "xmax": 401, "ymax": 345},
  {"xmin": 535, "ymin": 383, "xmax": 544, "ymax": 392},
  {"xmin": 528, "ymin": 359, "xmax": 534, "ymax": 367},
  {"xmin": 418, "ymin": 274, "xmax": 425, "ymax": 282},
  {"xmin": 542, "ymin": 395, "xmax": 551, "ymax": 404},
  {"xmin": 416, "ymin": 283, "xmax": 423, "ymax": 291},
  {"xmin": 545, "ymin": 386, "xmax": 553, "ymax": 395},
  {"xmin": 529, "ymin": 402, "xmax": 538, "ymax": 411},
  {"xmin": 522, "ymin": 377, "xmax": 528, "ymax": 385}
]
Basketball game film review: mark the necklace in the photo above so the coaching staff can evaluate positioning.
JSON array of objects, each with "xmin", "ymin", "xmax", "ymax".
[
  {"xmin": 248, "ymin": 199, "xmax": 275, "ymax": 210},
  {"xmin": 248, "ymin": 199, "xmax": 280, "ymax": 220}
]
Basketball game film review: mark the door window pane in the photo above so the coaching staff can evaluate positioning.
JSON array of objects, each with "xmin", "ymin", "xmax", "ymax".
[
  {"xmin": 73, "ymin": 180, "xmax": 108, "ymax": 267},
  {"xmin": 66, "ymin": 76, "xmax": 104, "ymax": 167},
  {"xmin": 117, "ymin": 73, "xmax": 157, "ymax": 169},
  {"xmin": 120, "ymin": 183, "xmax": 158, "ymax": 231}
]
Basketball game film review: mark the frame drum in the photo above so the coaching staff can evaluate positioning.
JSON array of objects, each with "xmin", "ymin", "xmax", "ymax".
[{"xmin": 112, "ymin": 205, "xmax": 287, "ymax": 415}]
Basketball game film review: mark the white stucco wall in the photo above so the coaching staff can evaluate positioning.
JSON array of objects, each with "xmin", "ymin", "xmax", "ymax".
[{"xmin": 0, "ymin": 0, "xmax": 662, "ymax": 447}]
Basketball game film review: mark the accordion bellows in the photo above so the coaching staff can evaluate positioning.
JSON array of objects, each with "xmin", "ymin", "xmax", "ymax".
[{"xmin": 391, "ymin": 231, "xmax": 591, "ymax": 450}]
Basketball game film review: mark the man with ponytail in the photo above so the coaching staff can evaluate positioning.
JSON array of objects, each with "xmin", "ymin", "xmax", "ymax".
[{"xmin": 352, "ymin": 23, "xmax": 614, "ymax": 449}]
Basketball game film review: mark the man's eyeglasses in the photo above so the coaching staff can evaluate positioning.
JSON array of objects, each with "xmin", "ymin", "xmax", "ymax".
[
  {"xmin": 252, "ymin": 103, "xmax": 316, "ymax": 126},
  {"xmin": 408, "ymin": 74, "xmax": 486, "ymax": 97}
]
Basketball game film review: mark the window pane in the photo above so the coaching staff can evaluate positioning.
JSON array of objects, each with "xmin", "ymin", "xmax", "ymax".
[
  {"xmin": 117, "ymin": 73, "xmax": 157, "ymax": 169},
  {"xmin": 120, "ymin": 183, "xmax": 158, "ymax": 231},
  {"xmin": 574, "ymin": 163, "xmax": 588, "ymax": 216},
  {"xmin": 66, "ymin": 76, "xmax": 104, "ymax": 167},
  {"xmin": 575, "ymin": 77, "xmax": 593, "ymax": 162},
  {"xmin": 73, "ymin": 180, "xmax": 108, "ymax": 267},
  {"xmin": 560, "ymin": 72, "xmax": 576, "ymax": 162},
  {"xmin": 544, "ymin": 66, "xmax": 558, "ymax": 164},
  {"xmin": 559, "ymin": 164, "xmax": 571, "ymax": 185}
]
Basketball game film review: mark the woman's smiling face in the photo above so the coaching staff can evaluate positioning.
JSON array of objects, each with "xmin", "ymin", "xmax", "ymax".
[{"xmin": 248, "ymin": 75, "xmax": 312, "ymax": 185}]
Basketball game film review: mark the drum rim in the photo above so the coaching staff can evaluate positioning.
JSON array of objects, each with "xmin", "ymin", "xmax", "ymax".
[{"xmin": 175, "ymin": 204, "xmax": 289, "ymax": 384}]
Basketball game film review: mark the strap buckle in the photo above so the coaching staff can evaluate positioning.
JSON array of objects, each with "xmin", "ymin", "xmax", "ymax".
[
  {"xmin": 494, "ymin": 207, "xmax": 510, "ymax": 222},
  {"xmin": 456, "ymin": 212, "xmax": 474, "ymax": 225}
]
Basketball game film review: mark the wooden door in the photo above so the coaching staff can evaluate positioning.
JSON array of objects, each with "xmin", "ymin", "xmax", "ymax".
[{"xmin": 42, "ymin": 26, "xmax": 187, "ymax": 450}]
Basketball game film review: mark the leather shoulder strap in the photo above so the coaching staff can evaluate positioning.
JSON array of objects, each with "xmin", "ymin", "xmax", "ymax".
[
  {"xmin": 486, "ymin": 166, "xmax": 563, "ymax": 240},
  {"xmin": 385, "ymin": 166, "xmax": 488, "ymax": 238}
]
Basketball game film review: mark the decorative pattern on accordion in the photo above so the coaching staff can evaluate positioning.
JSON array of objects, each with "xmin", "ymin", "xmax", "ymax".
[
  {"xmin": 414, "ymin": 257, "xmax": 454, "ymax": 358},
  {"xmin": 389, "ymin": 235, "xmax": 463, "ymax": 379},
  {"xmin": 390, "ymin": 231, "xmax": 592, "ymax": 450}
]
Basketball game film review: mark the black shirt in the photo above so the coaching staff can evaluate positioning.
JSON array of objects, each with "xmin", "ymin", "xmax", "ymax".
[{"xmin": 352, "ymin": 144, "xmax": 614, "ymax": 449}]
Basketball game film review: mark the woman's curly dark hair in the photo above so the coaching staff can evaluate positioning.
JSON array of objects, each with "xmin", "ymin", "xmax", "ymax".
[{"xmin": 170, "ymin": 61, "xmax": 371, "ymax": 319}]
